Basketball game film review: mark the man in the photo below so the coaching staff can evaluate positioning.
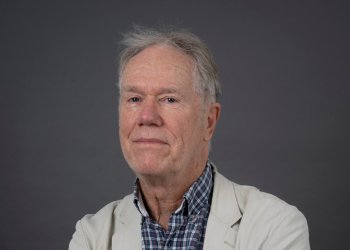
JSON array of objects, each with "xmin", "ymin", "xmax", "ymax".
[{"xmin": 69, "ymin": 26, "xmax": 310, "ymax": 250}]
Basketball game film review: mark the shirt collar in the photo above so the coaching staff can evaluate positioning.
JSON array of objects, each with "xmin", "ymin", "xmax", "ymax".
[{"xmin": 133, "ymin": 161, "xmax": 213, "ymax": 218}]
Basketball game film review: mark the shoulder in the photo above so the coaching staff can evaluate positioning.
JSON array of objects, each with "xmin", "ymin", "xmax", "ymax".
[
  {"xmin": 214, "ymin": 170, "xmax": 305, "ymax": 218},
  {"xmin": 234, "ymin": 180, "xmax": 296, "ymax": 215},
  {"xmin": 79, "ymin": 199, "xmax": 121, "ymax": 230},
  {"xmin": 68, "ymin": 194, "xmax": 134, "ymax": 250},
  {"xmin": 214, "ymin": 172, "xmax": 309, "ymax": 249},
  {"xmin": 234, "ymin": 181, "xmax": 307, "ymax": 229},
  {"xmin": 237, "ymin": 185, "xmax": 309, "ymax": 249}
]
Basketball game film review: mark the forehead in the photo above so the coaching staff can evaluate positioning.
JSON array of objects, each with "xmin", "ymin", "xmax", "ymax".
[{"xmin": 121, "ymin": 45, "xmax": 196, "ymax": 89}]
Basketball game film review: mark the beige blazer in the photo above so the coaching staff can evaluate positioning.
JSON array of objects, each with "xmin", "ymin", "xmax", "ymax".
[{"xmin": 69, "ymin": 171, "xmax": 310, "ymax": 249}]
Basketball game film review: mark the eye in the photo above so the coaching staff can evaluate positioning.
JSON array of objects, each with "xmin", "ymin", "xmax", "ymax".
[
  {"xmin": 163, "ymin": 97, "xmax": 177, "ymax": 103},
  {"xmin": 128, "ymin": 97, "xmax": 141, "ymax": 103}
]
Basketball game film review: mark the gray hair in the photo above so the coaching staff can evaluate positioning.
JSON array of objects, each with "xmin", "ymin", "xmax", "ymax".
[{"xmin": 118, "ymin": 26, "xmax": 221, "ymax": 103}]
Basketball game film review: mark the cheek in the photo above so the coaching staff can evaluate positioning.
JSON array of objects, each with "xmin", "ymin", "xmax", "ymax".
[
  {"xmin": 175, "ymin": 114, "xmax": 205, "ymax": 143},
  {"xmin": 119, "ymin": 107, "xmax": 135, "ymax": 128},
  {"xmin": 119, "ymin": 114, "xmax": 133, "ymax": 140}
]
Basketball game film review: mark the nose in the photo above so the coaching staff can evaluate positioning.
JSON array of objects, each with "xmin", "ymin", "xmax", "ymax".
[{"xmin": 138, "ymin": 98, "xmax": 163, "ymax": 126}]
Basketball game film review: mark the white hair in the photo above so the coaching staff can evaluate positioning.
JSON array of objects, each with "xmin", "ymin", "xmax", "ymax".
[{"xmin": 118, "ymin": 26, "xmax": 221, "ymax": 104}]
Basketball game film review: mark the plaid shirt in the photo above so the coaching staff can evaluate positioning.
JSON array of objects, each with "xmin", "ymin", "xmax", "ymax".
[{"xmin": 133, "ymin": 162, "xmax": 214, "ymax": 250}]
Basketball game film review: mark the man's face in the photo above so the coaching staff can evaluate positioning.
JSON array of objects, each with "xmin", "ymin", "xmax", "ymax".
[{"xmin": 119, "ymin": 44, "xmax": 219, "ymax": 180}]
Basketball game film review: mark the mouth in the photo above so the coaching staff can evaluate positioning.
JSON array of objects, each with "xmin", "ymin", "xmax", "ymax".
[{"xmin": 133, "ymin": 138, "xmax": 167, "ymax": 145}]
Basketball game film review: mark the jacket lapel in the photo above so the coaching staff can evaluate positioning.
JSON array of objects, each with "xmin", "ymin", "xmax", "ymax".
[
  {"xmin": 112, "ymin": 194, "xmax": 142, "ymax": 250},
  {"xmin": 203, "ymin": 171, "xmax": 242, "ymax": 250}
]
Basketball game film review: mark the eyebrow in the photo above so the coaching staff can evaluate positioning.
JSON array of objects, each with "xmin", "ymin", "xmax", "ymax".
[{"xmin": 121, "ymin": 85, "xmax": 179, "ymax": 95}]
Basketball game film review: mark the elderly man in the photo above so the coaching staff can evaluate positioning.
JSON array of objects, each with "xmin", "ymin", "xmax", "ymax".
[{"xmin": 69, "ymin": 27, "xmax": 310, "ymax": 250}]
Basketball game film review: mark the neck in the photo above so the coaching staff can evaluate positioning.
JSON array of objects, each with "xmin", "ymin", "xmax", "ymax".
[
  {"xmin": 137, "ymin": 160, "xmax": 207, "ymax": 230},
  {"xmin": 139, "ymin": 182, "xmax": 183, "ymax": 230}
]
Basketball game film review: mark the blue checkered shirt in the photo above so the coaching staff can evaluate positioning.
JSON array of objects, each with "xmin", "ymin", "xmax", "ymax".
[{"xmin": 133, "ymin": 162, "xmax": 214, "ymax": 250}]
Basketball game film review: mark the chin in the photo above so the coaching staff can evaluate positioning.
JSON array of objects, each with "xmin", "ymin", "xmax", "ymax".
[{"xmin": 128, "ymin": 157, "xmax": 171, "ymax": 178}]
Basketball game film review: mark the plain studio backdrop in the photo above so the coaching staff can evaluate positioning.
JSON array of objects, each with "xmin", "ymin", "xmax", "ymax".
[{"xmin": 0, "ymin": 1, "xmax": 349, "ymax": 249}]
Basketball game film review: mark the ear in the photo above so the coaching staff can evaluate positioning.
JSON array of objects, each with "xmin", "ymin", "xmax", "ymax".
[{"xmin": 204, "ymin": 102, "xmax": 221, "ymax": 141}]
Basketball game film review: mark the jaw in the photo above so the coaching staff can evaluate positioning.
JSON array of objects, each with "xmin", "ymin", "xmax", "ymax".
[{"xmin": 120, "ymin": 123, "xmax": 210, "ymax": 189}]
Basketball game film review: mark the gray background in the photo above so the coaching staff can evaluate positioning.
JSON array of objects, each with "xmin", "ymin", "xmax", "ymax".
[{"xmin": 1, "ymin": 0, "xmax": 349, "ymax": 249}]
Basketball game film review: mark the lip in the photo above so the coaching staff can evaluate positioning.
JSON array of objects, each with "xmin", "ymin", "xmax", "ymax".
[{"xmin": 133, "ymin": 138, "xmax": 167, "ymax": 144}]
